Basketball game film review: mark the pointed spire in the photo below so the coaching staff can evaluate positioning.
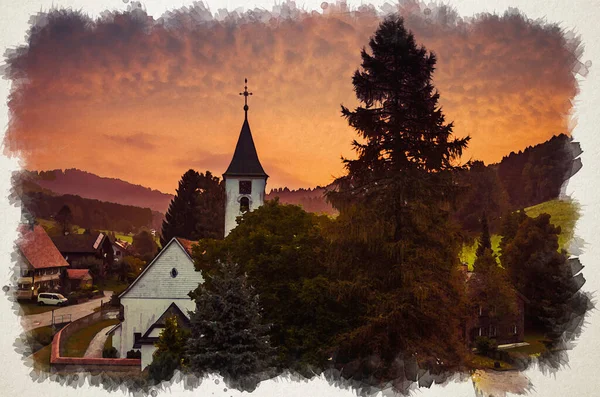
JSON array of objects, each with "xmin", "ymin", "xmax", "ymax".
[{"xmin": 224, "ymin": 79, "xmax": 268, "ymax": 179}]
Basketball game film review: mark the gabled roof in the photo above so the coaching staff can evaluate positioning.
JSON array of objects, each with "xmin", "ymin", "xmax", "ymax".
[
  {"xmin": 17, "ymin": 224, "xmax": 70, "ymax": 269},
  {"xmin": 135, "ymin": 303, "xmax": 192, "ymax": 347},
  {"xmin": 118, "ymin": 237, "xmax": 194, "ymax": 299},
  {"xmin": 66, "ymin": 269, "xmax": 92, "ymax": 280},
  {"xmin": 52, "ymin": 232, "xmax": 105, "ymax": 254},
  {"xmin": 223, "ymin": 117, "xmax": 268, "ymax": 178}
]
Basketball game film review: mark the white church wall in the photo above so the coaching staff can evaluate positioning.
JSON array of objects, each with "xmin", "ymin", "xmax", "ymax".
[
  {"xmin": 141, "ymin": 345, "xmax": 158, "ymax": 370},
  {"xmin": 224, "ymin": 176, "xmax": 266, "ymax": 236},
  {"xmin": 118, "ymin": 240, "xmax": 202, "ymax": 358},
  {"xmin": 119, "ymin": 297, "xmax": 196, "ymax": 358},
  {"xmin": 124, "ymin": 241, "xmax": 204, "ymax": 299},
  {"xmin": 112, "ymin": 326, "xmax": 121, "ymax": 357}
]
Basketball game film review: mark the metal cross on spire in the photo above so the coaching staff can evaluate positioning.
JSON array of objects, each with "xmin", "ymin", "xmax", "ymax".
[{"xmin": 239, "ymin": 78, "xmax": 253, "ymax": 119}]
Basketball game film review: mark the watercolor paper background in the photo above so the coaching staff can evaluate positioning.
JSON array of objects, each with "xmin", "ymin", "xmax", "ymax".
[{"xmin": 0, "ymin": 0, "xmax": 598, "ymax": 396}]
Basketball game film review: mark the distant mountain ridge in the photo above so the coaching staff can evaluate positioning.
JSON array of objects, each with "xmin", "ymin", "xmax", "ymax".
[{"xmin": 24, "ymin": 168, "xmax": 174, "ymax": 213}]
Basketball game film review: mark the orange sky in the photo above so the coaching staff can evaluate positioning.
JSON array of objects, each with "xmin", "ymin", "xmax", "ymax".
[{"xmin": 3, "ymin": 3, "xmax": 580, "ymax": 193}]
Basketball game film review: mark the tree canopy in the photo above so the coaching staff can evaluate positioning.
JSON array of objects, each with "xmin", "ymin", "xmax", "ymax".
[{"xmin": 160, "ymin": 169, "xmax": 225, "ymax": 246}]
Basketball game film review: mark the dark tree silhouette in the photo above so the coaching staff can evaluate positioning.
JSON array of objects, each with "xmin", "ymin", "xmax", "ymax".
[
  {"xmin": 475, "ymin": 213, "xmax": 492, "ymax": 259},
  {"xmin": 324, "ymin": 16, "xmax": 471, "ymax": 382},
  {"xmin": 55, "ymin": 204, "xmax": 73, "ymax": 235},
  {"xmin": 160, "ymin": 169, "xmax": 225, "ymax": 246}
]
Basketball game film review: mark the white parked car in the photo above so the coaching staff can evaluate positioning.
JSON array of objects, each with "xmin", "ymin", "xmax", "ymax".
[{"xmin": 37, "ymin": 292, "xmax": 68, "ymax": 306}]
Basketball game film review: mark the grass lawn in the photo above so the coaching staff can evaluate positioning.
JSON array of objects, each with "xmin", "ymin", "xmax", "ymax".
[
  {"xmin": 19, "ymin": 325, "xmax": 55, "ymax": 354},
  {"xmin": 62, "ymin": 318, "xmax": 119, "ymax": 357},
  {"xmin": 18, "ymin": 301, "xmax": 58, "ymax": 315},
  {"xmin": 505, "ymin": 333, "xmax": 550, "ymax": 358},
  {"xmin": 98, "ymin": 278, "xmax": 129, "ymax": 294},
  {"xmin": 30, "ymin": 344, "xmax": 52, "ymax": 372},
  {"xmin": 104, "ymin": 334, "xmax": 113, "ymax": 351},
  {"xmin": 468, "ymin": 353, "xmax": 514, "ymax": 370},
  {"xmin": 460, "ymin": 199, "xmax": 579, "ymax": 268}
]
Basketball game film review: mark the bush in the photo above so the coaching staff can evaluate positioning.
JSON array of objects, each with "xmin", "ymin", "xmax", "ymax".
[
  {"xmin": 102, "ymin": 347, "xmax": 118, "ymax": 358},
  {"xmin": 126, "ymin": 349, "xmax": 141, "ymax": 359},
  {"xmin": 109, "ymin": 292, "xmax": 121, "ymax": 307},
  {"xmin": 475, "ymin": 336, "xmax": 498, "ymax": 356}
]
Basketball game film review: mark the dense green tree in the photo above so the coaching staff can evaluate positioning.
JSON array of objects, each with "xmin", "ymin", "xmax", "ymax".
[
  {"xmin": 453, "ymin": 161, "xmax": 510, "ymax": 233},
  {"xmin": 187, "ymin": 262, "xmax": 274, "ymax": 389},
  {"xmin": 160, "ymin": 170, "xmax": 225, "ymax": 246},
  {"xmin": 322, "ymin": 16, "xmax": 470, "ymax": 381},
  {"xmin": 474, "ymin": 213, "xmax": 492, "ymax": 259},
  {"xmin": 193, "ymin": 199, "xmax": 345, "ymax": 372},
  {"xmin": 132, "ymin": 229, "xmax": 158, "ymax": 262},
  {"xmin": 500, "ymin": 213, "xmax": 589, "ymax": 338},
  {"xmin": 55, "ymin": 204, "xmax": 73, "ymax": 235},
  {"xmin": 147, "ymin": 315, "xmax": 190, "ymax": 383}
]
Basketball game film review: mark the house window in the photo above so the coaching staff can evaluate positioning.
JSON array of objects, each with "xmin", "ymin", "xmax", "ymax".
[
  {"xmin": 239, "ymin": 181, "xmax": 252, "ymax": 195},
  {"xmin": 489, "ymin": 325, "xmax": 497, "ymax": 337},
  {"xmin": 171, "ymin": 268, "xmax": 178, "ymax": 278},
  {"xmin": 478, "ymin": 305, "xmax": 483, "ymax": 316},
  {"xmin": 513, "ymin": 324, "xmax": 518, "ymax": 334},
  {"xmin": 478, "ymin": 327, "xmax": 483, "ymax": 337},
  {"xmin": 240, "ymin": 197, "xmax": 250, "ymax": 213}
]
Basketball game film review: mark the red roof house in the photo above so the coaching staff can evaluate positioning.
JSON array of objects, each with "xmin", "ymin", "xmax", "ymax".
[{"xmin": 16, "ymin": 224, "xmax": 70, "ymax": 299}]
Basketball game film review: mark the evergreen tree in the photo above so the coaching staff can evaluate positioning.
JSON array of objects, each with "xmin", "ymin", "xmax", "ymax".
[
  {"xmin": 453, "ymin": 161, "xmax": 510, "ymax": 233},
  {"xmin": 148, "ymin": 315, "xmax": 190, "ymax": 383},
  {"xmin": 500, "ymin": 213, "xmax": 590, "ymax": 337},
  {"xmin": 187, "ymin": 262, "xmax": 274, "ymax": 389},
  {"xmin": 160, "ymin": 169, "xmax": 225, "ymax": 246},
  {"xmin": 132, "ymin": 229, "xmax": 158, "ymax": 262},
  {"xmin": 475, "ymin": 213, "xmax": 492, "ymax": 259},
  {"xmin": 324, "ymin": 16, "xmax": 471, "ymax": 382},
  {"xmin": 161, "ymin": 170, "xmax": 202, "ymax": 246},
  {"xmin": 55, "ymin": 204, "xmax": 73, "ymax": 235}
]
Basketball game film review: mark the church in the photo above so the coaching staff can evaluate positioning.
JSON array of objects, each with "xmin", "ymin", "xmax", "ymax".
[{"xmin": 109, "ymin": 80, "xmax": 268, "ymax": 368}]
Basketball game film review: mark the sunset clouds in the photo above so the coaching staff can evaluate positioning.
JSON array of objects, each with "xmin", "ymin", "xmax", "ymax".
[{"xmin": 3, "ymin": 1, "xmax": 583, "ymax": 193}]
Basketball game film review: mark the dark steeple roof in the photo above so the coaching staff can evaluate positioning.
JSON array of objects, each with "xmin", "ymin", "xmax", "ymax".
[{"xmin": 223, "ymin": 79, "xmax": 268, "ymax": 178}]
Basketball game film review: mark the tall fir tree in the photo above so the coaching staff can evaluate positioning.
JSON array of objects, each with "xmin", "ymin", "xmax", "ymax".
[
  {"xmin": 160, "ymin": 169, "xmax": 225, "ymax": 246},
  {"xmin": 187, "ymin": 262, "xmax": 274, "ymax": 388},
  {"xmin": 324, "ymin": 16, "xmax": 471, "ymax": 382},
  {"xmin": 475, "ymin": 213, "xmax": 492, "ymax": 259}
]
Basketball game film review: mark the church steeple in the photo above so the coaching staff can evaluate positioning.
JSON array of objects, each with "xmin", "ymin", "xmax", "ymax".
[
  {"xmin": 223, "ymin": 79, "xmax": 268, "ymax": 178},
  {"xmin": 223, "ymin": 79, "xmax": 269, "ymax": 237}
]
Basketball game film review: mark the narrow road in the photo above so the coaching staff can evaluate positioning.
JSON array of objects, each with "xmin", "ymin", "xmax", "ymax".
[
  {"xmin": 84, "ymin": 325, "xmax": 115, "ymax": 358},
  {"xmin": 20, "ymin": 291, "xmax": 112, "ymax": 332}
]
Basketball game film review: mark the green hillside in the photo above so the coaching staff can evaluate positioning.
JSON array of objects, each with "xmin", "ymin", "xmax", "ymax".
[{"xmin": 460, "ymin": 199, "xmax": 579, "ymax": 269}]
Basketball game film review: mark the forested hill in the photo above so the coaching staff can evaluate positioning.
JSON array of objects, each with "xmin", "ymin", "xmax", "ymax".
[
  {"xmin": 266, "ymin": 134, "xmax": 582, "ymax": 219},
  {"xmin": 266, "ymin": 185, "xmax": 336, "ymax": 215},
  {"xmin": 23, "ymin": 168, "xmax": 174, "ymax": 213},
  {"xmin": 495, "ymin": 133, "xmax": 582, "ymax": 209}
]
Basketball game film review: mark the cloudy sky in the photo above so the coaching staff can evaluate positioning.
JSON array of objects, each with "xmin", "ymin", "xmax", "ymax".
[{"xmin": 2, "ymin": 1, "xmax": 583, "ymax": 193}]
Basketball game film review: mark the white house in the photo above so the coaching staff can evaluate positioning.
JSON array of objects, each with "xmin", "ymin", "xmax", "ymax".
[
  {"xmin": 223, "ymin": 79, "xmax": 269, "ymax": 237},
  {"xmin": 109, "ymin": 237, "xmax": 202, "ymax": 369}
]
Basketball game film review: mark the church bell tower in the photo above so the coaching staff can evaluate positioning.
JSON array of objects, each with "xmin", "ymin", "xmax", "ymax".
[{"xmin": 223, "ymin": 79, "xmax": 268, "ymax": 237}]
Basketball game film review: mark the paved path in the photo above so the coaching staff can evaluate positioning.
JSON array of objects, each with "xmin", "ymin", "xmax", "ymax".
[
  {"xmin": 20, "ymin": 291, "xmax": 112, "ymax": 332},
  {"xmin": 83, "ymin": 325, "xmax": 115, "ymax": 358}
]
